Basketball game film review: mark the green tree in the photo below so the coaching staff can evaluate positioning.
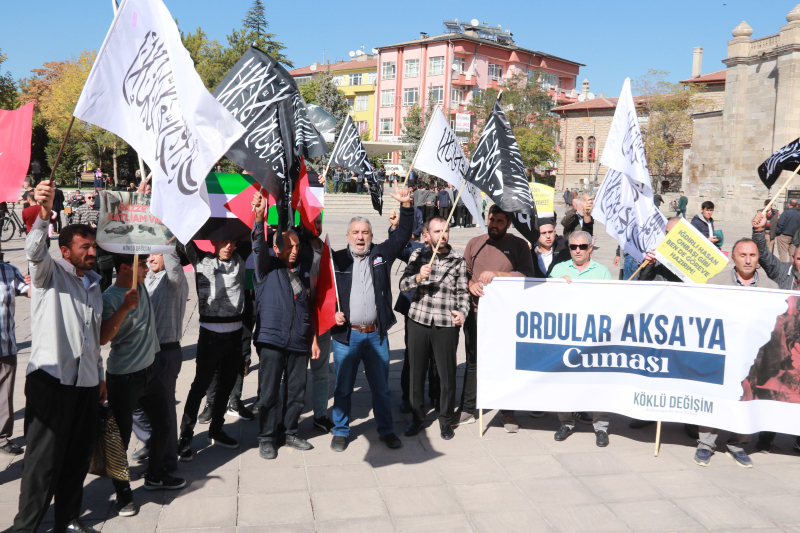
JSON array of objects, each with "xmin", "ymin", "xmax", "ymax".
[
  {"xmin": 222, "ymin": 0, "xmax": 292, "ymax": 70},
  {"xmin": 181, "ymin": 26, "xmax": 226, "ymax": 91},
  {"xmin": 634, "ymin": 69, "xmax": 707, "ymax": 191},
  {"xmin": 298, "ymin": 78, "xmax": 320, "ymax": 105},
  {"xmin": 243, "ymin": 0, "xmax": 268, "ymax": 37},
  {"xmin": 0, "ymin": 49, "xmax": 18, "ymax": 110}
]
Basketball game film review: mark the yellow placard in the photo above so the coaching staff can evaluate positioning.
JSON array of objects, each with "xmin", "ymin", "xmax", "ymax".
[
  {"xmin": 530, "ymin": 183, "xmax": 555, "ymax": 218},
  {"xmin": 653, "ymin": 219, "xmax": 728, "ymax": 284}
]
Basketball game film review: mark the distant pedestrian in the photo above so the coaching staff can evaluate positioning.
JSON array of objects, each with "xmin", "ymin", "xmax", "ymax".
[
  {"xmin": 677, "ymin": 191, "xmax": 688, "ymax": 218},
  {"xmin": 776, "ymin": 198, "xmax": 800, "ymax": 261}
]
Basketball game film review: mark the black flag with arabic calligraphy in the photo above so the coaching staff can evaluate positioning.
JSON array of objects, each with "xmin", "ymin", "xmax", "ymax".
[
  {"xmin": 328, "ymin": 115, "xmax": 382, "ymax": 215},
  {"xmin": 464, "ymin": 97, "xmax": 538, "ymax": 242},
  {"xmin": 213, "ymin": 46, "xmax": 328, "ymax": 202},
  {"xmin": 758, "ymin": 137, "xmax": 800, "ymax": 190}
]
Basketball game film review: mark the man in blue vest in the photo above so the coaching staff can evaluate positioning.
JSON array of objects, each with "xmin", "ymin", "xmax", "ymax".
[{"xmin": 251, "ymin": 193, "xmax": 319, "ymax": 459}]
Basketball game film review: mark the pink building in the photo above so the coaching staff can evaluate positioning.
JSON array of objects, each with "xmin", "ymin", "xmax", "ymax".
[{"xmin": 374, "ymin": 20, "xmax": 584, "ymax": 162}]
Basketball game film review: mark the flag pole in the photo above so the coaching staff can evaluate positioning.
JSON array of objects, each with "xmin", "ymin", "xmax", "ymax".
[
  {"xmin": 131, "ymin": 255, "xmax": 139, "ymax": 290},
  {"xmin": 328, "ymin": 238, "xmax": 341, "ymax": 312},
  {"xmin": 47, "ymin": 116, "xmax": 76, "ymax": 185},
  {"xmin": 627, "ymin": 261, "xmax": 648, "ymax": 281},
  {"xmin": 654, "ymin": 421, "xmax": 662, "ymax": 457},
  {"xmin": 764, "ymin": 165, "xmax": 800, "ymax": 212},
  {"xmin": 428, "ymin": 180, "xmax": 466, "ymax": 267}
]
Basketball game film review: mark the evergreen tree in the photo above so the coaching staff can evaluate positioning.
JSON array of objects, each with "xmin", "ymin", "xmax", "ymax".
[
  {"xmin": 243, "ymin": 0, "xmax": 268, "ymax": 37},
  {"xmin": 0, "ymin": 49, "xmax": 18, "ymax": 110},
  {"xmin": 224, "ymin": 0, "xmax": 292, "ymax": 69}
]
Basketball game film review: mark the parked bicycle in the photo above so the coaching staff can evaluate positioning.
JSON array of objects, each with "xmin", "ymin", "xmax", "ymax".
[{"xmin": 1, "ymin": 203, "xmax": 27, "ymax": 242}]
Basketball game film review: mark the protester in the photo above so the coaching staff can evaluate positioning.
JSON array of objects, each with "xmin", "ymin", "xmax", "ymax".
[
  {"xmin": 0, "ymin": 263, "xmax": 30, "ymax": 457},
  {"xmin": 459, "ymin": 205, "xmax": 536, "ymax": 432},
  {"xmin": 437, "ymin": 185, "xmax": 452, "ymax": 219},
  {"xmin": 563, "ymin": 188, "xmax": 574, "ymax": 208},
  {"xmin": 653, "ymin": 192, "xmax": 664, "ymax": 209},
  {"xmin": 101, "ymin": 254, "xmax": 185, "ymax": 516},
  {"xmin": 21, "ymin": 191, "xmax": 40, "ymax": 233},
  {"xmin": 694, "ymin": 238, "xmax": 778, "ymax": 468},
  {"xmin": 30, "ymin": 160, "xmax": 42, "ymax": 185},
  {"xmin": 94, "ymin": 169, "xmax": 104, "ymax": 191},
  {"xmin": 677, "ymin": 190, "xmax": 688, "ymax": 218},
  {"xmin": 399, "ymin": 216, "xmax": 469, "ymax": 440},
  {"xmin": 550, "ymin": 230, "xmax": 612, "ymax": 446},
  {"xmin": 329, "ymin": 183, "xmax": 413, "ymax": 452},
  {"xmin": 378, "ymin": 166, "xmax": 386, "ymax": 194},
  {"xmin": 423, "ymin": 186, "xmax": 437, "ymax": 222},
  {"xmin": 776, "ymin": 198, "xmax": 800, "ymax": 261},
  {"xmin": 561, "ymin": 196, "xmax": 594, "ymax": 243},
  {"xmin": 52, "ymin": 184, "xmax": 65, "ymax": 233},
  {"xmin": 532, "ymin": 219, "xmax": 570, "ymax": 278},
  {"xmin": 761, "ymin": 199, "xmax": 779, "ymax": 253},
  {"xmin": 333, "ymin": 167, "xmax": 341, "ymax": 194},
  {"xmin": 130, "ymin": 249, "xmax": 189, "ymax": 474},
  {"xmin": 71, "ymin": 192, "xmax": 99, "ymax": 227},
  {"xmin": 178, "ymin": 235, "xmax": 252, "ymax": 458},
  {"xmin": 14, "ymin": 181, "xmax": 105, "ymax": 533},
  {"xmin": 691, "ymin": 201, "xmax": 720, "ymax": 245}
]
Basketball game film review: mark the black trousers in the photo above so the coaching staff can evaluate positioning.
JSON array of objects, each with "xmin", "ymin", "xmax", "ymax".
[
  {"xmin": 180, "ymin": 327, "xmax": 243, "ymax": 438},
  {"xmin": 460, "ymin": 310, "xmax": 478, "ymax": 414},
  {"xmin": 257, "ymin": 344, "xmax": 309, "ymax": 442},
  {"xmin": 408, "ymin": 319, "xmax": 458, "ymax": 426},
  {"xmin": 439, "ymin": 206, "xmax": 451, "ymax": 220},
  {"xmin": 424, "ymin": 205, "xmax": 436, "ymax": 223},
  {"xmin": 206, "ymin": 326, "xmax": 253, "ymax": 407},
  {"xmin": 14, "ymin": 370, "xmax": 99, "ymax": 533},
  {"xmin": 106, "ymin": 363, "xmax": 169, "ymax": 492},
  {"xmin": 400, "ymin": 316, "xmax": 439, "ymax": 405}
]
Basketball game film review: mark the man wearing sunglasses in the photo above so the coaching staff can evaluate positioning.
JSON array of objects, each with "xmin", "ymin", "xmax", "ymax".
[{"xmin": 549, "ymin": 230, "xmax": 612, "ymax": 447}]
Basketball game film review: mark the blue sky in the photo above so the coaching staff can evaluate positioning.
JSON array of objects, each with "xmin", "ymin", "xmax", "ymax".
[{"xmin": 0, "ymin": 0, "xmax": 796, "ymax": 96}]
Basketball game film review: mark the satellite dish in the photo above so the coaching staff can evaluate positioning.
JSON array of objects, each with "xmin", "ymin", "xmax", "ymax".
[
  {"xmin": 578, "ymin": 94, "xmax": 586, "ymax": 102},
  {"xmin": 452, "ymin": 63, "xmax": 460, "ymax": 71},
  {"xmin": 587, "ymin": 92, "xmax": 596, "ymax": 100},
  {"xmin": 470, "ymin": 18, "xmax": 479, "ymax": 26},
  {"xmin": 309, "ymin": 64, "xmax": 317, "ymax": 71},
  {"xmin": 372, "ymin": 48, "xmax": 379, "ymax": 54},
  {"xmin": 356, "ymin": 50, "xmax": 363, "ymax": 56},
  {"xmin": 348, "ymin": 51, "xmax": 355, "ymax": 58}
]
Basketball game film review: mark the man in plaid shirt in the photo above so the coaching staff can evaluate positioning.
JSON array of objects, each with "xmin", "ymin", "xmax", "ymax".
[{"xmin": 399, "ymin": 216, "xmax": 469, "ymax": 440}]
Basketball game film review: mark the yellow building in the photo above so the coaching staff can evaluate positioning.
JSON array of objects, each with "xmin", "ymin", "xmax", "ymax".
[{"xmin": 290, "ymin": 55, "xmax": 377, "ymax": 139}]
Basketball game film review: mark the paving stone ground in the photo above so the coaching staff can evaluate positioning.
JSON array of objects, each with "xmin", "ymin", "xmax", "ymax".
[{"xmin": 2, "ymin": 200, "xmax": 800, "ymax": 532}]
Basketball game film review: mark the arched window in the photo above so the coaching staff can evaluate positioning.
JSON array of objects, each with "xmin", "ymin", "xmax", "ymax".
[
  {"xmin": 575, "ymin": 137, "xmax": 584, "ymax": 163},
  {"xmin": 587, "ymin": 136, "xmax": 596, "ymax": 163}
]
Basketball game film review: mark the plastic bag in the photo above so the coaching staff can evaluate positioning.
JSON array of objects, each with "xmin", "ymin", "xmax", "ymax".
[{"xmin": 89, "ymin": 405, "xmax": 130, "ymax": 481}]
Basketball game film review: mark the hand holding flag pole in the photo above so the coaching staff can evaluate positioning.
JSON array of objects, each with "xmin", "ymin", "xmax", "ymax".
[
  {"xmin": 428, "ymin": 181, "xmax": 467, "ymax": 267},
  {"xmin": 764, "ymin": 164, "xmax": 800, "ymax": 212}
]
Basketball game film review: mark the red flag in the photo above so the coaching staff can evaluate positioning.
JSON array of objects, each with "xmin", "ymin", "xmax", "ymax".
[
  {"xmin": 313, "ymin": 235, "xmax": 338, "ymax": 335},
  {"xmin": 0, "ymin": 103, "xmax": 34, "ymax": 202},
  {"xmin": 223, "ymin": 182, "xmax": 261, "ymax": 229},
  {"xmin": 292, "ymin": 157, "xmax": 324, "ymax": 236}
]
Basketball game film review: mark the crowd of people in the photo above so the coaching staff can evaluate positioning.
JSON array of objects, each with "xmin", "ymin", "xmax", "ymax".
[{"xmin": 4, "ymin": 174, "xmax": 800, "ymax": 532}]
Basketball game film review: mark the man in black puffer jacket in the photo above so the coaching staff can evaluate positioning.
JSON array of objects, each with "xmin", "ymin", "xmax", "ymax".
[{"xmin": 251, "ymin": 193, "xmax": 319, "ymax": 459}]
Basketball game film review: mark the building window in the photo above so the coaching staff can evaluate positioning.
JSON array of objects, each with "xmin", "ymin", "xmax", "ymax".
[
  {"xmin": 587, "ymin": 136, "xmax": 596, "ymax": 163},
  {"xmin": 333, "ymin": 75, "xmax": 344, "ymax": 87},
  {"xmin": 355, "ymin": 94, "xmax": 369, "ymax": 111},
  {"xmin": 349, "ymin": 73, "xmax": 363, "ymax": 86},
  {"xmin": 453, "ymin": 57, "xmax": 466, "ymax": 74},
  {"xmin": 452, "ymin": 86, "xmax": 465, "ymax": 104},
  {"xmin": 346, "ymin": 97, "xmax": 355, "ymax": 111},
  {"xmin": 379, "ymin": 118, "xmax": 393, "ymax": 135},
  {"xmin": 380, "ymin": 89, "xmax": 395, "ymax": 107},
  {"xmin": 403, "ymin": 87, "xmax": 418, "ymax": 106},
  {"xmin": 540, "ymin": 72, "xmax": 558, "ymax": 89},
  {"xmin": 488, "ymin": 63, "xmax": 503, "ymax": 80},
  {"xmin": 382, "ymin": 62, "xmax": 396, "ymax": 79},
  {"xmin": 575, "ymin": 136, "xmax": 584, "ymax": 163},
  {"xmin": 356, "ymin": 121, "xmax": 368, "ymax": 134},
  {"xmin": 404, "ymin": 59, "xmax": 419, "ymax": 78},
  {"xmin": 295, "ymin": 75, "xmax": 311, "ymax": 84},
  {"xmin": 430, "ymin": 86, "xmax": 444, "ymax": 104},
  {"xmin": 428, "ymin": 56, "xmax": 445, "ymax": 76},
  {"xmin": 368, "ymin": 71, "xmax": 377, "ymax": 84},
  {"xmin": 473, "ymin": 87, "xmax": 482, "ymax": 100}
]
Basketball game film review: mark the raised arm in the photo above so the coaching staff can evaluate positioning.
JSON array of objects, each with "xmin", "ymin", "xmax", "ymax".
[
  {"xmin": 27, "ymin": 181, "xmax": 56, "ymax": 289},
  {"xmin": 753, "ymin": 212, "xmax": 785, "ymax": 281}
]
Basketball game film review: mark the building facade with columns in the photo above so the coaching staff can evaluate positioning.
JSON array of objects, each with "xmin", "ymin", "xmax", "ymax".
[{"xmin": 681, "ymin": 5, "xmax": 800, "ymax": 220}]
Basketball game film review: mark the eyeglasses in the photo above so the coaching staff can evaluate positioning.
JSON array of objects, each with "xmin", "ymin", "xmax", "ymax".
[
  {"xmin": 569, "ymin": 244, "xmax": 590, "ymax": 251},
  {"xmin": 86, "ymin": 196, "xmax": 95, "ymax": 199}
]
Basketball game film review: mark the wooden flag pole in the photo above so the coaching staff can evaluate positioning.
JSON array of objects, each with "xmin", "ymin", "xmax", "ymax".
[
  {"xmin": 764, "ymin": 164, "xmax": 800, "ymax": 212},
  {"xmin": 328, "ymin": 238, "xmax": 341, "ymax": 313},
  {"xmin": 47, "ymin": 116, "xmax": 76, "ymax": 185},
  {"xmin": 428, "ymin": 180, "xmax": 467, "ymax": 267},
  {"xmin": 390, "ymin": 105, "xmax": 440, "ymax": 214},
  {"xmin": 654, "ymin": 421, "xmax": 662, "ymax": 457},
  {"xmin": 131, "ymin": 255, "xmax": 139, "ymax": 290},
  {"xmin": 479, "ymin": 409, "xmax": 484, "ymax": 438},
  {"xmin": 627, "ymin": 261, "xmax": 648, "ymax": 281}
]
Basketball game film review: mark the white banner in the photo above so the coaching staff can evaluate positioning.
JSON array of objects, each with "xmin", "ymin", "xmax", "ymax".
[
  {"xmin": 593, "ymin": 78, "xmax": 666, "ymax": 262},
  {"xmin": 96, "ymin": 191, "xmax": 175, "ymax": 254},
  {"xmin": 73, "ymin": 0, "xmax": 245, "ymax": 244},
  {"xmin": 478, "ymin": 278, "xmax": 800, "ymax": 436},
  {"xmin": 455, "ymin": 113, "xmax": 471, "ymax": 132},
  {"xmin": 414, "ymin": 108, "xmax": 485, "ymax": 232}
]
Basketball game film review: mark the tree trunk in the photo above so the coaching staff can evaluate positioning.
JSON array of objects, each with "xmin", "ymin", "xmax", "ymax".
[{"xmin": 112, "ymin": 138, "xmax": 119, "ymax": 186}]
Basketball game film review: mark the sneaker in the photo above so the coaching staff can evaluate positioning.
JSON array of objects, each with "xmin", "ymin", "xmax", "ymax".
[
  {"xmin": 330, "ymin": 435, "xmax": 348, "ymax": 452},
  {"xmin": 284, "ymin": 434, "xmax": 313, "ymax": 451},
  {"xmin": 501, "ymin": 412, "xmax": 519, "ymax": 433},
  {"xmin": 207, "ymin": 431, "xmax": 239, "ymax": 449},
  {"xmin": 226, "ymin": 401, "xmax": 254, "ymax": 421},
  {"xmin": 0, "ymin": 442, "xmax": 24, "ymax": 455},
  {"xmin": 726, "ymin": 450, "xmax": 753, "ymax": 468},
  {"xmin": 694, "ymin": 448, "xmax": 713, "ymax": 467},
  {"xmin": 144, "ymin": 472, "xmax": 186, "ymax": 490},
  {"xmin": 574, "ymin": 412, "xmax": 593, "ymax": 425},
  {"xmin": 313, "ymin": 416, "xmax": 335, "ymax": 433},
  {"xmin": 198, "ymin": 403, "xmax": 212, "ymax": 425},
  {"xmin": 453, "ymin": 411, "xmax": 475, "ymax": 428},
  {"xmin": 595, "ymin": 430, "xmax": 610, "ymax": 447},
  {"xmin": 529, "ymin": 411, "xmax": 546, "ymax": 418},
  {"xmin": 554, "ymin": 425, "xmax": 574, "ymax": 442},
  {"xmin": 259, "ymin": 441, "xmax": 277, "ymax": 460},
  {"xmin": 178, "ymin": 441, "xmax": 193, "ymax": 462},
  {"xmin": 66, "ymin": 519, "xmax": 101, "ymax": 532},
  {"xmin": 755, "ymin": 435, "xmax": 773, "ymax": 454},
  {"xmin": 114, "ymin": 489, "xmax": 136, "ymax": 517},
  {"xmin": 131, "ymin": 446, "xmax": 149, "ymax": 463}
]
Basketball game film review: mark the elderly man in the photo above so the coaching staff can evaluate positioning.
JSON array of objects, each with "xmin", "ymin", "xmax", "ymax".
[
  {"xmin": 15, "ymin": 181, "xmax": 105, "ymax": 533},
  {"xmin": 399, "ymin": 216, "xmax": 469, "ymax": 440},
  {"xmin": 251, "ymin": 194, "xmax": 319, "ymax": 459},
  {"xmin": 694, "ymin": 238, "xmax": 778, "ymax": 468},
  {"xmin": 329, "ymin": 184, "xmax": 413, "ymax": 452},
  {"xmin": 550, "ymin": 230, "xmax": 612, "ymax": 447},
  {"xmin": 561, "ymin": 195, "xmax": 594, "ymax": 243},
  {"xmin": 71, "ymin": 191, "xmax": 98, "ymax": 227}
]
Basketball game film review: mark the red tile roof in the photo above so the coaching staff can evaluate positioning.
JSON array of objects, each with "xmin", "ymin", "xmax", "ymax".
[
  {"xmin": 552, "ymin": 96, "xmax": 646, "ymax": 113},
  {"xmin": 289, "ymin": 58, "xmax": 377, "ymax": 77},
  {"xmin": 679, "ymin": 69, "xmax": 726, "ymax": 85}
]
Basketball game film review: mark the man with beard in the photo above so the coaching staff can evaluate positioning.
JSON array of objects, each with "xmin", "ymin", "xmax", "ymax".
[
  {"xmin": 457, "ymin": 205, "xmax": 536, "ymax": 432},
  {"xmin": 14, "ymin": 180, "xmax": 106, "ymax": 533}
]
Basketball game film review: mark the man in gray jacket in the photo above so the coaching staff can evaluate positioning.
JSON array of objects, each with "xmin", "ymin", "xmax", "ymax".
[{"xmin": 14, "ymin": 180, "xmax": 106, "ymax": 533}]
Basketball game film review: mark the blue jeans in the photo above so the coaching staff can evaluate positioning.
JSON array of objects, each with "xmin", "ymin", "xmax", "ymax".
[
  {"xmin": 623, "ymin": 253, "xmax": 641, "ymax": 281},
  {"xmin": 333, "ymin": 181, "xmax": 340, "ymax": 193},
  {"xmin": 332, "ymin": 330, "xmax": 393, "ymax": 437}
]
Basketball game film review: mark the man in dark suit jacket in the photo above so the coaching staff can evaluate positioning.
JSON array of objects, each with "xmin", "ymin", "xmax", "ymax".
[
  {"xmin": 329, "ymin": 186, "xmax": 413, "ymax": 452},
  {"xmin": 532, "ymin": 219, "xmax": 572, "ymax": 278}
]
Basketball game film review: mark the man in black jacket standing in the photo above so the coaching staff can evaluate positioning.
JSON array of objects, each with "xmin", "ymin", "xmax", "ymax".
[{"xmin": 329, "ymin": 184, "xmax": 413, "ymax": 452}]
